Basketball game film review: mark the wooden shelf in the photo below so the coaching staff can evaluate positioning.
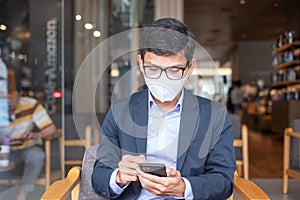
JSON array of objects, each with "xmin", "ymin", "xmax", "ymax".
[
  {"xmin": 273, "ymin": 60, "xmax": 300, "ymax": 70},
  {"xmin": 272, "ymin": 41, "xmax": 300, "ymax": 54},
  {"xmin": 272, "ymin": 80, "xmax": 300, "ymax": 88}
]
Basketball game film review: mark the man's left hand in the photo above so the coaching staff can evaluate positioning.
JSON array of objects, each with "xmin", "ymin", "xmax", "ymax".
[
  {"xmin": 137, "ymin": 167, "xmax": 186, "ymax": 197},
  {"xmin": 21, "ymin": 130, "xmax": 40, "ymax": 140}
]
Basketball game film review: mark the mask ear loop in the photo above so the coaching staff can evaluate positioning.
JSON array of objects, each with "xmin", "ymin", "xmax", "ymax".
[{"xmin": 183, "ymin": 61, "xmax": 191, "ymax": 78}]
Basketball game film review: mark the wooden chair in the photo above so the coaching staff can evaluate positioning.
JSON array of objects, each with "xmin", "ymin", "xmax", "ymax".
[
  {"xmin": 283, "ymin": 118, "xmax": 300, "ymax": 194},
  {"xmin": 0, "ymin": 129, "xmax": 63, "ymax": 189},
  {"xmin": 41, "ymin": 145, "xmax": 269, "ymax": 200},
  {"xmin": 234, "ymin": 124, "xmax": 249, "ymax": 180},
  {"xmin": 36, "ymin": 128, "xmax": 63, "ymax": 189},
  {"xmin": 230, "ymin": 114, "xmax": 249, "ymax": 179},
  {"xmin": 64, "ymin": 124, "xmax": 99, "ymax": 166}
]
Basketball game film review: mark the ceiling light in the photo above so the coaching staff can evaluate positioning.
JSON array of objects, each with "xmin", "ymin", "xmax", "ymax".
[
  {"xmin": 84, "ymin": 23, "xmax": 93, "ymax": 30},
  {"xmin": 75, "ymin": 14, "xmax": 82, "ymax": 21},
  {"xmin": 111, "ymin": 68, "xmax": 119, "ymax": 77},
  {"xmin": 0, "ymin": 24, "xmax": 7, "ymax": 31},
  {"xmin": 273, "ymin": 2, "xmax": 279, "ymax": 7},
  {"xmin": 93, "ymin": 31, "xmax": 101, "ymax": 38},
  {"xmin": 239, "ymin": 0, "xmax": 246, "ymax": 5}
]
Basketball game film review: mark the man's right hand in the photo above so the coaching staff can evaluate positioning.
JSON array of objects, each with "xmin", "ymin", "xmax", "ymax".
[{"xmin": 116, "ymin": 154, "xmax": 146, "ymax": 187}]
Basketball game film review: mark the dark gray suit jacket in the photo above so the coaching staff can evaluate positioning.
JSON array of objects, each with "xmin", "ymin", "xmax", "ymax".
[{"xmin": 92, "ymin": 89, "xmax": 235, "ymax": 200}]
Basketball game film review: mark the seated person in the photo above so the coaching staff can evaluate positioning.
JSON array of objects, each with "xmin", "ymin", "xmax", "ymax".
[
  {"xmin": 1, "ymin": 91, "xmax": 56, "ymax": 200},
  {"xmin": 92, "ymin": 18, "xmax": 235, "ymax": 199}
]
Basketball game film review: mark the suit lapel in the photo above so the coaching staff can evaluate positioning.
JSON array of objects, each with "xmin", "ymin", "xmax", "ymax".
[
  {"xmin": 177, "ymin": 90, "xmax": 200, "ymax": 171},
  {"xmin": 130, "ymin": 90, "xmax": 148, "ymax": 154}
]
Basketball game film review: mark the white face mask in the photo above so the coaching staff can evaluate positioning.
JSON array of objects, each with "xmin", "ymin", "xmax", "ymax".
[{"xmin": 143, "ymin": 72, "xmax": 186, "ymax": 102}]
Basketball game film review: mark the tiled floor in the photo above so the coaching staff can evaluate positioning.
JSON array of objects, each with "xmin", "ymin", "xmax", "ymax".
[
  {"xmin": 0, "ymin": 184, "xmax": 44, "ymax": 200},
  {"xmin": 246, "ymin": 128, "xmax": 300, "ymax": 200},
  {"xmin": 248, "ymin": 129, "xmax": 283, "ymax": 178}
]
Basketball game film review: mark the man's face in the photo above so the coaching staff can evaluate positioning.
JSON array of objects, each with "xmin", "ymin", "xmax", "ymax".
[
  {"xmin": 138, "ymin": 52, "xmax": 189, "ymax": 73},
  {"xmin": 137, "ymin": 52, "xmax": 195, "ymax": 103}
]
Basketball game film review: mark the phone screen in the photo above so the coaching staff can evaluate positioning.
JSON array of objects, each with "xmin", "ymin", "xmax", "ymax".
[{"xmin": 140, "ymin": 163, "xmax": 167, "ymax": 177}]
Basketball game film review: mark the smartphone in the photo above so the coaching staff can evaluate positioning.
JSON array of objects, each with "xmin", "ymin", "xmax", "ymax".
[{"xmin": 140, "ymin": 163, "xmax": 167, "ymax": 177}]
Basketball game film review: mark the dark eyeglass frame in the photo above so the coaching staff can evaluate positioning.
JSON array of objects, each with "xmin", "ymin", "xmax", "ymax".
[{"xmin": 142, "ymin": 61, "xmax": 190, "ymax": 80}]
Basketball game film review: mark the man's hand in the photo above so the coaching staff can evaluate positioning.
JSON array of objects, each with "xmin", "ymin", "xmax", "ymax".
[
  {"xmin": 116, "ymin": 154, "xmax": 146, "ymax": 187},
  {"xmin": 21, "ymin": 130, "xmax": 39, "ymax": 140},
  {"xmin": 9, "ymin": 130, "xmax": 36, "ymax": 146},
  {"xmin": 137, "ymin": 167, "xmax": 186, "ymax": 197}
]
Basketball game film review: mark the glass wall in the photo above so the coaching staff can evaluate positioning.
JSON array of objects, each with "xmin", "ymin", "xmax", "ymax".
[
  {"xmin": 0, "ymin": 1, "xmax": 227, "ymax": 197},
  {"xmin": 0, "ymin": 0, "xmax": 63, "ymax": 198}
]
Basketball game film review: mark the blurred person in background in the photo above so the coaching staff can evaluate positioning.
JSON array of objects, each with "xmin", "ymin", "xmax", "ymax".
[
  {"xmin": 0, "ymin": 67, "xmax": 56, "ymax": 200},
  {"xmin": 230, "ymin": 80, "xmax": 243, "ymax": 120}
]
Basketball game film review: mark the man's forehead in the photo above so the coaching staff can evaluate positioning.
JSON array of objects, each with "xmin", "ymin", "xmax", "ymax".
[{"xmin": 143, "ymin": 51, "xmax": 186, "ymax": 62}]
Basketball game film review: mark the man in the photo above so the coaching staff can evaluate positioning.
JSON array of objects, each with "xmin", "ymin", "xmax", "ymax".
[
  {"xmin": 92, "ymin": 18, "xmax": 235, "ymax": 199},
  {"xmin": 0, "ymin": 90, "xmax": 56, "ymax": 200}
]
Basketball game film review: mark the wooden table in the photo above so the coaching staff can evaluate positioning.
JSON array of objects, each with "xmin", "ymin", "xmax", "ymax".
[{"xmin": 0, "ymin": 162, "xmax": 15, "ymax": 172}]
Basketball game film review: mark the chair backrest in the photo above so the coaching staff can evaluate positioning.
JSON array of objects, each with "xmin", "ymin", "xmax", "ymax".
[
  {"xmin": 78, "ymin": 145, "xmax": 107, "ymax": 200},
  {"xmin": 283, "ymin": 118, "xmax": 300, "ymax": 194},
  {"xmin": 290, "ymin": 119, "xmax": 300, "ymax": 168},
  {"xmin": 64, "ymin": 114, "xmax": 105, "ymax": 167},
  {"xmin": 229, "ymin": 113, "xmax": 249, "ymax": 179}
]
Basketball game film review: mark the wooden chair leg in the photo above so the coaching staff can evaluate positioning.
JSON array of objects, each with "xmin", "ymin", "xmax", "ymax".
[
  {"xmin": 59, "ymin": 134, "xmax": 64, "ymax": 178},
  {"xmin": 45, "ymin": 139, "xmax": 51, "ymax": 189},
  {"xmin": 242, "ymin": 125, "xmax": 249, "ymax": 180},
  {"xmin": 283, "ymin": 128, "xmax": 291, "ymax": 194}
]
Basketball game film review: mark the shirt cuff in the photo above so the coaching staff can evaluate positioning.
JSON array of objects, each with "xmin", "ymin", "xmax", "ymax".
[
  {"xmin": 109, "ymin": 168, "xmax": 129, "ymax": 195},
  {"xmin": 174, "ymin": 177, "xmax": 193, "ymax": 200}
]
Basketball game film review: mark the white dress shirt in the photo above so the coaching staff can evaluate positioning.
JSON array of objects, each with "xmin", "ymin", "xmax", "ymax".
[{"xmin": 109, "ymin": 90, "xmax": 194, "ymax": 199}]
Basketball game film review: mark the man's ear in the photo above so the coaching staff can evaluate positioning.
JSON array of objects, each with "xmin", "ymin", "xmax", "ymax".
[
  {"xmin": 187, "ymin": 58, "xmax": 196, "ymax": 75},
  {"xmin": 137, "ymin": 55, "xmax": 144, "ymax": 72},
  {"xmin": 137, "ymin": 55, "xmax": 143, "ymax": 66}
]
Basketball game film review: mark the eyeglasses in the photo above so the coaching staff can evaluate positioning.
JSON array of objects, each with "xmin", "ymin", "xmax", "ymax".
[{"xmin": 143, "ymin": 61, "xmax": 190, "ymax": 80}]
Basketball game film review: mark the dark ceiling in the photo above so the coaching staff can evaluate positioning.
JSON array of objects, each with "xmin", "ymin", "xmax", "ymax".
[
  {"xmin": 185, "ymin": 0, "xmax": 289, "ymax": 64},
  {"xmin": 0, "ymin": 0, "xmax": 29, "ymax": 40},
  {"xmin": 0, "ymin": 0, "xmax": 298, "ymax": 65}
]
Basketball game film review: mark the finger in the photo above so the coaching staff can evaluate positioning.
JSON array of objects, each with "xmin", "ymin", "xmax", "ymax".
[
  {"xmin": 119, "ymin": 160, "xmax": 140, "ymax": 172},
  {"xmin": 120, "ymin": 173, "xmax": 139, "ymax": 182},
  {"xmin": 138, "ymin": 170, "xmax": 167, "ymax": 185},
  {"xmin": 138, "ymin": 175, "xmax": 167, "ymax": 196},
  {"xmin": 21, "ymin": 131, "xmax": 31, "ymax": 138},
  {"xmin": 166, "ymin": 168, "xmax": 177, "ymax": 177},
  {"xmin": 138, "ymin": 154, "xmax": 146, "ymax": 162},
  {"xmin": 120, "ymin": 155, "xmax": 146, "ymax": 172},
  {"xmin": 123, "ymin": 154, "xmax": 146, "ymax": 163}
]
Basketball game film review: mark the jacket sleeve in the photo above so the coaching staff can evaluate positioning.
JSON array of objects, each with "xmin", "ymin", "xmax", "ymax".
[
  {"xmin": 91, "ymin": 107, "xmax": 124, "ymax": 199},
  {"xmin": 186, "ymin": 106, "xmax": 235, "ymax": 200}
]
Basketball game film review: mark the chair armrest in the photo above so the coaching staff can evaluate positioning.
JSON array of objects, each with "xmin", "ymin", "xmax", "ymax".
[
  {"xmin": 233, "ymin": 171, "xmax": 269, "ymax": 200},
  {"xmin": 44, "ymin": 129, "xmax": 62, "ymax": 141},
  {"xmin": 285, "ymin": 128, "xmax": 300, "ymax": 139},
  {"xmin": 41, "ymin": 166, "xmax": 81, "ymax": 200}
]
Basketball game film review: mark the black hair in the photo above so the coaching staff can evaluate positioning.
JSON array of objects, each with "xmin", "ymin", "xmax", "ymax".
[{"xmin": 139, "ymin": 18, "xmax": 195, "ymax": 62}]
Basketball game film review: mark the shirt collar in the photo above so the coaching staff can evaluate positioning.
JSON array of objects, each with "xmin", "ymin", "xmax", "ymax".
[{"xmin": 148, "ymin": 89, "xmax": 184, "ymax": 112}]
